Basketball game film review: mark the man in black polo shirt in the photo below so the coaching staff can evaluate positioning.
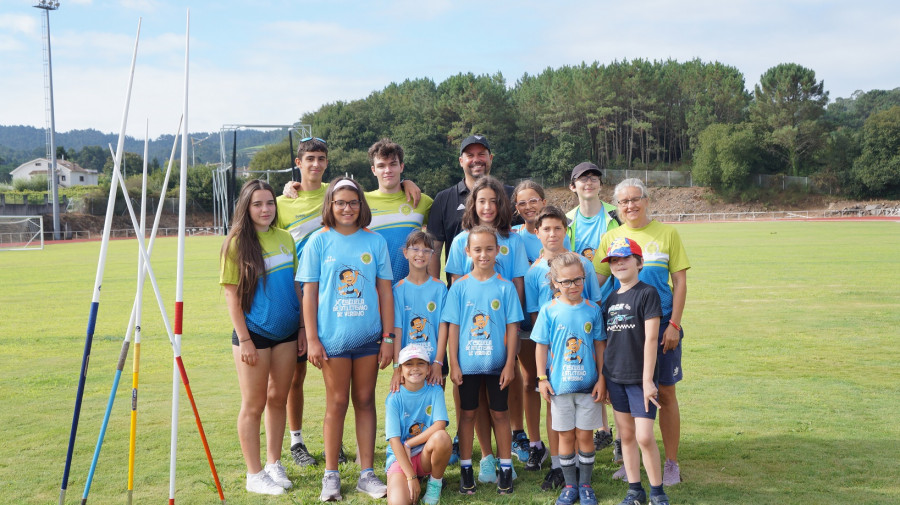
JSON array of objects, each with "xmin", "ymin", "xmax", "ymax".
[{"xmin": 428, "ymin": 134, "xmax": 514, "ymax": 280}]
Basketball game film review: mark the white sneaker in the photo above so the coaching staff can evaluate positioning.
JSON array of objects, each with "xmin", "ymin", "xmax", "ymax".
[
  {"xmin": 265, "ymin": 460, "xmax": 292, "ymax": 489},
  {"xmin": 246, "ymin": 469, "xmax": 285, "ymax": 495},
  {"xmin": 320, "ymin": 472, "xmax": 343, "ymax": 502},
  {"xmin": 355, "ymin": 470, "xmax": 387, "ymax": 498}
]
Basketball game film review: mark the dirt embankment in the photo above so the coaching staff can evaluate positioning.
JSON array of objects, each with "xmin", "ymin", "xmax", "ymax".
[
  {"xmin": 49, "ymin": 187, "xmax": 900, "ymax": 236},
  {"xmin": 544, "ymin": 186, "xmax": 900, "ymax": 217}
]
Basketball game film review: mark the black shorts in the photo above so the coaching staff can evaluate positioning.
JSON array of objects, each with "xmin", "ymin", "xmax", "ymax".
[
  {"xmin": 458, "ymin": 374, "xmax": 508, "ymax": 412},
  {"xmin": 232, "ymin": 328, "xmax": 298, "ymax": 350}
]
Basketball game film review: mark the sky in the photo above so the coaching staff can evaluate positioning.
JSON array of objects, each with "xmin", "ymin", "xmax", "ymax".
[{"xmin": 1, "ymin": 0, "xmax": 899, "ymax": 139}]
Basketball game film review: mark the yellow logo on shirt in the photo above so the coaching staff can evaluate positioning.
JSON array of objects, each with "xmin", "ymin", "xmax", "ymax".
[
  {"xmin": 427, "ymin": 301, "xmax": 437, "ymax": 312},
  {"xmin": 500, "ymin": 245, "xmax": 509, "ymax": 255},
  {"xmin": 361, "ymin": 252, "xmax": 373, "ymax": 264},
  {"xmin": 490, "ymin": 299, "xmax": 501, "ymax": 311},
  {"xmin": 400, "ymin": 204, "xmax": 412, "ymax": 216},
  {"xmin": 584, "ymin": 322, "xmax": 593, "ymax": 333}
]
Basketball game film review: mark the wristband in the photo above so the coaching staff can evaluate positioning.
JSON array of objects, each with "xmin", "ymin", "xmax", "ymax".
[
  {"xmin": 537, "ymin": 375, "xmax": 548, "ymax": 382},
  {"xmin": 383, "ymin": 338, "xmax": 394, "ymax": 344},
  {"xmin": 669, "ymin": 321, "xmax": 682, "ymax": 331},
  {"xmin": 433, "ymin": 359, "xmax": 443, "ymax": 366},
  {"xmin": 393, "ymin": 363, "xmax": 400, "ymax": 369},
  {"xmin": 406, "ymin": 475, "xmax": 416, "ymax": 481}
]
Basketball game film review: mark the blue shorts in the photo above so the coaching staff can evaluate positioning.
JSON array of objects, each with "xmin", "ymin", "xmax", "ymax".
[
  {"xmin": 606, "ymin": 379, "xmax": 657, "ymax": 420},
  {"xmin": 328, "ymin": 339, "xmax": 381, "ymax": 360},
  {"xmin": 657, "ymin": 318, "xmax": 683, "ymax": 386}
]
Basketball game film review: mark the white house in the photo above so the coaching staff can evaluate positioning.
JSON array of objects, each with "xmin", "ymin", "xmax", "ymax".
[{"xmin": 10, "ymin": 158, "xmax": 99, "ymax": 187}]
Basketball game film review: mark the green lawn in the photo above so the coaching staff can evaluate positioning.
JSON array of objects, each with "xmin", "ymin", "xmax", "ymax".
[{"xmin": 1, "ymin": 221, "xmax": 898, "ymax": 504}]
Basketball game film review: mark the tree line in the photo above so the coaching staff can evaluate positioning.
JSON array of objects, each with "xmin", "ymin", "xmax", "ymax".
[{"xmin": 248, "ymin": 59, "xmax": 900, "ymax": 198}]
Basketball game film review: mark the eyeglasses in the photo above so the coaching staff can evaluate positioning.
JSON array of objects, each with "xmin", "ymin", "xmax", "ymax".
[
  {"xmin": 575, "ymin": 175, "xmax": 600, "ymax": 184},
  {"xmin": 300, "ymin": 137, "xmax": 327, "ymax": 143},
  {"xmin": 407, "ymin": 246, "xmax": 435, "ymax": 256},
  {"xmin": 332, "ymin": 199, "xmax": 361, "ymax": 209},
  {"xmin": 515, "ymin": 197, "xmax": 543, "ymax": 208},
  {"xmin": 554, "ymin": 276, "xmax": 585, "ymax": 287},
  {"xmin": 617, "ymin": 196, "xmax": 646, "ymax": 206}
]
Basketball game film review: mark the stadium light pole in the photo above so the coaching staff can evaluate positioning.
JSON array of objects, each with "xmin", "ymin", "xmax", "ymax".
[{"xmin": 34, "ymin": 0, "xmax": 61, "ymax": 240}]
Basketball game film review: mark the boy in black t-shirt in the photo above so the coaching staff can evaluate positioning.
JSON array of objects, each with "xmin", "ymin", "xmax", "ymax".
[{"xmin": 599, "ymin": 238, "xmax": 672, "ymax": 505}]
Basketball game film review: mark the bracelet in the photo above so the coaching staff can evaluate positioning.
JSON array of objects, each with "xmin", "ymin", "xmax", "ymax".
[
  {"xmin": 406, "ymin": 475, "xmax": 416, "ymax": 481},
  {"xmin": 393, "ymin": 363, "xmax": 400, "ymax": 369},
  {"xmin": 669, "ymin": 321, "xmax": 682, "ymax": 331},
  {"xmin": 537, "ymin": 375, "xmax": 548, "ymax": 382},
  {"xmin": 239, "ymin": 338, "xmax": 251, "ymax": 343},
  {"xmin": 433, "ymin": 359, "xmax": 443, "ymax": 366},
  {"xmin": 383, "ymin": 338, "xmax": 394, "ymax": 344}
]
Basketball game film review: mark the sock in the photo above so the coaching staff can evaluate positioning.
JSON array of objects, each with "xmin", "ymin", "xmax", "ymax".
[
  {"xmin": 551, "ymin": 455, "xmax": 561, "ymax": 469},
  {"xmin": 460, "ymin": 459, "xmax": 473, "ymax": 468},
  {"xmin": 629, "ymin": 482, "xmax": 644, "ymax": 493},
  {"xmin": 530, "ymin": 440, "xmax": 545, "ymax": 449},
  {"xmin": 325, "ymin": 469, "xmax": 339, "ymax": 475},
  {"xmin": 290, "ymin": 429, "xmax": 304, "ymax": 446},
  {"xmin": 577, "ymin": 450, "xmax": 595, "ymax": 485},
  {"xmin": 560, "ymin": 453, "xmax": 577, "ymax": 487},
  {"xmin": 512, "ymin": 429, "xmax": 525, "ymax": 438},
  {"xmin": 360, "ymin": 467, "xmax": 374, "ymax": 476},
  {"xmin": 499, "ymin": 458, "xmax": 512, "ymax": 468},
  {"xmin": 650, "ymin": 484, "xmax": 664, "ymax": 497},
  {"xmin": 430, "ymin": 476, "xmax": 443, "ymax": 486}
]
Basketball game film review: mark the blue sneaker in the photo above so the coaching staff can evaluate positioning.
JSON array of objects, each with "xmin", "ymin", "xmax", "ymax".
[
  {"xmin": 512, "ymin": 432, "xmax": 531, "ymax": 462},
  {"xmin": 555, "ymin": 485, "xmax": 579, "ymax": 505},
  {"xmin": 448, "ymin": 435, "xmax": 459, "ymax": 466},
  {"xmin": 478, "ymin": 455, "xmax": 498, "ymax": 483},
  {"xmin": 580, "ymin": 484, "xmax": 598, "ymax": 505},
  {"xmin": 618, "ymin": 488, "xmax": 647, "ymax": 505}
]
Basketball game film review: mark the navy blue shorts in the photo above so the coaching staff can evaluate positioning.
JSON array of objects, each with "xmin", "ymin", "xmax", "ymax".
[
  {"xmin": 657, "ymin": 318, "xmax": 683, "ymax": 386},
  {"xmin": 232, "ymin": 328, "xmax": 298, "ymax": 350},
  {"xmin": 606, "ymin": 379, "xmax": 657, "ymax": 420},
  {"xmin": 328, "ymin": 339, "xmax": 381, "ymax": 360}
]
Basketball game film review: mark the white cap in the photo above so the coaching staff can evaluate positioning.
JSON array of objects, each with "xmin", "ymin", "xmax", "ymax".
[{"xmin": 398, "ymin": 345, "xmax": 429, "ymax": 364}]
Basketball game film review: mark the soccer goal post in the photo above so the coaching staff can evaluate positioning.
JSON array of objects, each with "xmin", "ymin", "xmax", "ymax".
[{"xmin": 0, "ymin": 215, "xmax": 44, "ymax": 251}]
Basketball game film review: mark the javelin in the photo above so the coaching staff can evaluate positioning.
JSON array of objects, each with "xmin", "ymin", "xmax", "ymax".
[
  {"xmin": 170, "ymin": 10, "xmax": 225, "ymax": 503},
  {"xmin": 127, "ymin": 115, "xmax": 183, "ymax": 505},
  {"xmin": 78, "ymin": 21, "xmax": 143, "ymax": 502},
  {"xmin": 57, "ymin": 18, "xmax": 139, "ymax": 505}
]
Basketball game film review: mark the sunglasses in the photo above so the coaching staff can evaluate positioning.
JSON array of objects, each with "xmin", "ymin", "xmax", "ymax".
[{"xmin": 300, "ymin": 137, "xmax": 327, "ymax": 143}]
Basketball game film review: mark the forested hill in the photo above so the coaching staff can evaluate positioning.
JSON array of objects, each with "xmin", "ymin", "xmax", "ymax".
[{"xmin": 0, "ymin": 125, "xmax": 289, "ymax": 173}]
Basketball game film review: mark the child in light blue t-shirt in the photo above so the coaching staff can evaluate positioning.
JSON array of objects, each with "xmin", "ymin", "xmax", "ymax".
[
  {"xmin": 443, "ymin": 225, "xmax": 523, "ymax": 496},
  {"xmin": 295, "ymin": 176, "xmax": 394, "ymax": 501},
  {"xmin": 533, "ymin": 251, "xmax": 606, "ymax": 505},
  {"xmin": 391, "ymin": 230, "xmax": 448, "ymax": 391},
  {"xmin": 385, "ymin": 345, "xmax": 451, "ymax": 505}
]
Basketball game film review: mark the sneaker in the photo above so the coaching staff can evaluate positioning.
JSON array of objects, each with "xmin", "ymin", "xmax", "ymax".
[
  {"xmin": 459, "ymin": 466, "xmax": 476, "ymax": 494},
  {"xmin": 512, "ymin": 432, "xmax": 531, "ymax": 462},
  {"xmin": 264, "ymin": 460, "xmax": 292, "ymax": 489},
  {"xmin": 555, "ymin": 485, "xmax": 578, "ymax": 505},
  {"xmin": 422, "ymin": 478, "xmax": 443, "ymax": 505},
  {"xmin": 617, "ymin": 488, "xmax": 647, "ymax": 505},
  {"xmin": 663, "ymin": 459, "xmax": 681, "ymax": 486},
  {"xmin": 356, "ymin": 471, "xmax": 387, "ymax": 498},
  {"xmin": 246, "ymin": 469, "xmax": 285, "ymax": 495},
  {"xmin": 448, "ymin": 436, "xmax": 459, "ymax": 466},
  {"xmin": 541, "ymin": 467, "xmax": 565, "ymax": 491},
  {"xmin": 612, "ymin": 464, "xmax": 628, "ymax": 481},
  {"xmin": 594, "ymin": 429, "xmax": 613, "ymax": 451},
  {"xmin": 579, "ymin": 484, "xmax": 599, "ymax": 505},
  {"xmin": 478, "ymin": 454, "xmax": 498, "ymax": 483},
  {"xmin": 651, "ymin": 493, "xmax": 671, "ymax": 505},
  {"xmin": 319, "ymin": 472, "xmax": 342, "ymax": 502},
  {"xmin": 613, "ymin": 438, "xmax": 623, "ymax": 463},
  {"xmin": 338, "ymin": 445, "xmax": 348, "ymax": 465},
  {"xmin": 525, "ymin": 444, "xmax": 548, "ymax": 471},
  {"xmin": 496, "ymin": 466, "xmax": 514, "ymax": 495},
  {"xmin": 291, "ymin": 442, "xmax": 318, "ymax": 466}
]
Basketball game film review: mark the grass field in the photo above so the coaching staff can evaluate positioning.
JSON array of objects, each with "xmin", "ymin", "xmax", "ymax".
[{"xmin": 1, "ymin": 221, "xmax": 898, "ymax": 504}]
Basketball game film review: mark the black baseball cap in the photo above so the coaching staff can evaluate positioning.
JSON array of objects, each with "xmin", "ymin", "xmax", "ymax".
[
  {"xmin": 570, "ymin": 161, "xmax": 602, "ymax": 182},
  {"xmin": 459, "ymin": 134, "xmax": 491, "ymax": 155}
]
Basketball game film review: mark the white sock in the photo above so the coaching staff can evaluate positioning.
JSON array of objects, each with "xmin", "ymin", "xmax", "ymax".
[
  {"xmin": 551, "ymin": 455, "xmax": 561, "ymax": 469},
  {"xmin": 290, "ymin": 430, "xmax": 303, "ymax": 446},
  {"xmin": 430, "ymin": 476, "xmax": 443, "ymax": 485}
]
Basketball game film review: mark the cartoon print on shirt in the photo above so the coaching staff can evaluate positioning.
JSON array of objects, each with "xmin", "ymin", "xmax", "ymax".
[
  {"xmin": 564, "ymin": 335, "xmax": 584, "ymax": 364},
  {"xmin": 409, "ymin": 315, "xmax": 430, "ymax": 342},
  {"xmin": 408, "ymin": 422, "xmax": 425, "ymax": 438},
  {"xmin": 580, "ymin": 247, "xmax": 595, "ymax": 261},
  {"xmin": 470, "ymin": 312, "xmax": 491, "ymax": 338}
]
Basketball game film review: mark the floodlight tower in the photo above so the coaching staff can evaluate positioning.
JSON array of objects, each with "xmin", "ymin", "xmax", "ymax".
[{"xmin": 34, "ymin": 0, "xmax": 61, "ymax": 240}]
